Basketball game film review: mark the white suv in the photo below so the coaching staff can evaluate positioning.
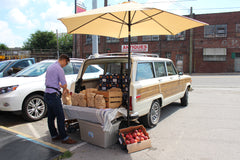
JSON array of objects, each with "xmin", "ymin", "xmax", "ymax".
[
  {"xmin": 72, "ymin": 53, "xmax": 191, "ymax": 128},
  {"xmin": 0, "ymin": 59, "xmax": 83, "ymax": 121}
]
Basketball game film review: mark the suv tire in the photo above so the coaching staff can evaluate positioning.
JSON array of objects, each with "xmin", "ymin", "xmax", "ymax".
[
  {"xmin": 22, "ymin": 94, "xmax": 47, "ymax": 121},
  {"xmin": 181, "ymin": 89, "xmax": 188, "ymax": 106},
  {"xmin": 139, "ymin": 100, "xmax": 161, "ymax": 128}
]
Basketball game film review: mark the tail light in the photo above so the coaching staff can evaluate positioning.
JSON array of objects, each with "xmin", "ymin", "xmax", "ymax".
[
  {"xmin": 129, "ymin": 96, "xmax": 132, "ymax": 111},
  {"xmin": 70, "ymin": 92, "xmax": 73, "ymax": 96}
]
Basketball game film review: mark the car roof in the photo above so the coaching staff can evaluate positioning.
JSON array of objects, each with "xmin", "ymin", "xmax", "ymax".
[
  {"xmin": 40, "ymin": 58, "xmax": 84, "ymax": 63},
  {"xmin": 86, "ymin": 53, "xmax": 172, "ymax": 62}
]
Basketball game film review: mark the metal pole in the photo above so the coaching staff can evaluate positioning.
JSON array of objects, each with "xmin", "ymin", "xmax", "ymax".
[
  {"xmin": 127, "ymin": 9, "xmax": 131, "ymax": 127},
  {"xmin": 189, "ymin": 7, "xmax": 193, "ymax": 74},
  {"xmin": 56, "ymin": 29, "xmax": 59, "ymax": 58},
  {"xmin": 92, "ymin": 0, "xmax": 98, "ymax": 55},
  {"xmin": 74, "ymin": 0, "xmax": 77, "ymax": 58}
]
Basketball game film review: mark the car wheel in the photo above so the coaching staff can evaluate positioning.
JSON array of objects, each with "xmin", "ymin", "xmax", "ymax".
[
  {"xmin": 22, "ymin": 94, "xmax": 47, "ymax": 121},
  {"xmin": 181, "ymin": 89, "xmax": 188, "ymax": 106},
  {"xmin": 139, "ymin": 100, "xmax": 161, "ymax": 128}
]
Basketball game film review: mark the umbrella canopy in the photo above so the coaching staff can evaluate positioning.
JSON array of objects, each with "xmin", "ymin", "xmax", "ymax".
[{"xmin": 59, "ymin": 1, "xmax": 208, "ymax": 38}]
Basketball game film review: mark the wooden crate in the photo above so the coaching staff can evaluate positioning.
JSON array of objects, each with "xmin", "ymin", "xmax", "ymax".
[{"xmin": 96, "ymin": 88, "xmax": 122, "ymax": 108}]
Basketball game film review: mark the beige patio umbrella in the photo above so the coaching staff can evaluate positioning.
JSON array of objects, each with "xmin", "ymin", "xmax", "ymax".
[{"xmin": 59, "ymin": 1, "xmax": 207, "ymax": 125}]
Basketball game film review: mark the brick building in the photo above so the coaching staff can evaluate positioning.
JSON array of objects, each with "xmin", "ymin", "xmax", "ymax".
[{"xmin": 74, "ymin": 11, "xmax": 240, "ymax": 73}]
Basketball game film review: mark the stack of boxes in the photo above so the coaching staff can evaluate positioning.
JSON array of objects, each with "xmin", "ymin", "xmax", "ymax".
[{"xmin": 99, "ymin": 74, "xmax": 129, "ymax": 93}]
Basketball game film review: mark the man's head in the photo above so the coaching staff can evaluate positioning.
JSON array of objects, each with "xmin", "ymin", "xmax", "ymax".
[{"xmin": 58, "ymin": 54, "xmax": 70, "ymax": 68}]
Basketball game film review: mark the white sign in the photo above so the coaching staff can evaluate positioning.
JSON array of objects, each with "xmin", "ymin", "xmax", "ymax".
[{"xmin": 121, "ymin": 44, "xmax": 148, "ymax": 52}]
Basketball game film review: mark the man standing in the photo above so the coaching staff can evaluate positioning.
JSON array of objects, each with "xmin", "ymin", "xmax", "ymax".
[{"xmin": 44, "ymin": 54, "xmax": 76, "ymax": 144}]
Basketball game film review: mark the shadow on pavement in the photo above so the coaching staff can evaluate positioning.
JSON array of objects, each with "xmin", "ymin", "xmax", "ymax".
[{"xmin": 0, "ymin": 111, "xmax": 27, "ymax": 127}]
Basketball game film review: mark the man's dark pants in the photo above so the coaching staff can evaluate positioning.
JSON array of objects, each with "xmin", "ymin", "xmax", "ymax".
[{"xmin": 44, "ymin": 93, "xmax": 67, "ymax": 140}]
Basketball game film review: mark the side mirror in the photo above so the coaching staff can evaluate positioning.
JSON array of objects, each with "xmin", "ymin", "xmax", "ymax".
[
  {"xmin": 7, "ymin": 68, "xmax": 13, "ymax": 75},
  {"xmin": 178, "ymin": 71, "xmax": 183, "ymax": 76}
]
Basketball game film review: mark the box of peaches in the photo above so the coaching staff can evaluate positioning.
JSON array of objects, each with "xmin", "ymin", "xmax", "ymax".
[{"xmin": 118, "ymin": 125, "xmax": 151, "ymax": 153}]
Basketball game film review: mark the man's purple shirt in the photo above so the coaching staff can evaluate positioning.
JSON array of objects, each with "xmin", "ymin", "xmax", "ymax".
[{"xmin": 45, "ymin": 61, "xmax": 67, "ymax": 93}]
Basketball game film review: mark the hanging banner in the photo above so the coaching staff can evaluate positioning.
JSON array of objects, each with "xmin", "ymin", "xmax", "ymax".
[
  {"xmin": 121, "ymin": 44, "xmax": 148, "ymax": 52},
  {"xmin": 76, "ymin": 1, "xmax": 86, "ymax": 13}
]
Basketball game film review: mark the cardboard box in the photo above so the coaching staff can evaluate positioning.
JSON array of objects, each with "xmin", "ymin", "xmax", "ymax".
[
  {"xmin": 118, "ymin": 125, "xmax": 151, "ymax": 153},
  {"xmin": 78, "ymin": 119, "xmax": 121, "ymax": 148}
]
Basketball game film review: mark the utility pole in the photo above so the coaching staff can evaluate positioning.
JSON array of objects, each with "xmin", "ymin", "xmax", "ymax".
[
  {"xmin": 56, "ymin": 29, "xmax": 59, "ymax": 58},
  {"xmin": 92, "ymin": 0, "xmax": 98, "ymax": 55},
  {"xmin": 189, "ymin": 7, "xmax": 193, "ymax": 74}
]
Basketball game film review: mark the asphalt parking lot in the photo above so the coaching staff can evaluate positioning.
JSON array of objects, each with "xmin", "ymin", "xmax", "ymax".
[{"xmin": 1, "ymin": 75, "xmax": 240, "ymax": 160}]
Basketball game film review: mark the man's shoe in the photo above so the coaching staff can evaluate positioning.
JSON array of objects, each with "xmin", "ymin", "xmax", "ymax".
[
  {"xmin": 52, "ymin": 135, "xmax": 61, "ymax": 141},
  {"xmin": 62, "ymin": 137, "xmax": 77, "ymax": 144}
]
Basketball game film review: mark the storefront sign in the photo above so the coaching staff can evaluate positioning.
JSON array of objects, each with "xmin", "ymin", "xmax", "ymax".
[{"xmin": 121, "ymin": 44, "xmax": 148, "ymax": 52}]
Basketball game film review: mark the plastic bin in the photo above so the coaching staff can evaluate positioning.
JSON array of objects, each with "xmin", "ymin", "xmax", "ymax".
[{"xmin": 78, "ymin": 119, "xmax": 121, "ymax": 148}]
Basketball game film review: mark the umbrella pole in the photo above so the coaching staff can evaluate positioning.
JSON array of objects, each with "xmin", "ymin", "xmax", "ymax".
[{"xmin": 127, "ymin": 10, "xmax": 131, "ymax": 127}]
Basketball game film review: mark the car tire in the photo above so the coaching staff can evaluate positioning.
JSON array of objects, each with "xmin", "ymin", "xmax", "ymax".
[
  {"xmin": 22, "ymin": 94, "xmax": 47, "ymax": 121},
  {"xmin": 139, "ymin": 100, "xmax": 161, "ymax": 128},
  {"xmin": 181, "ymin": 89, "xmax": 188, "ymax": 106}
]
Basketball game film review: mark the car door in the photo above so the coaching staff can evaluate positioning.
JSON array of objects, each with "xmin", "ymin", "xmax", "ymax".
[{"xmin": 160, "ymin": 61, "xmax": 180, "ymax": 106}]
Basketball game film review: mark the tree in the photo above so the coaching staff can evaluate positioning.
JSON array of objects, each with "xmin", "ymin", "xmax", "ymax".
[
  {"xmin": 23, "ymin": 30, "xmax": 57, "ymax": 50},
  {"xmin": 0, "ymin": 43, "xmax": 9, "ymax": 50},
  {"xmin": 59, "ymin": 34, "xmax": 73, "ymax": 57}
]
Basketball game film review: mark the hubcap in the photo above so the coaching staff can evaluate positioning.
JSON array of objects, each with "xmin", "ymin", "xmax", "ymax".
[
  {"xmin": 27, "ymin": 98, "xmax": 45, "ymax": 119},
  {"xmin": 150, "ymin": 102, "xmax": 160, "ymax": 124}
]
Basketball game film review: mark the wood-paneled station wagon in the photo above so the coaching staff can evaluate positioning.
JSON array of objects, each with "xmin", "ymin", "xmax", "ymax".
[{"xmin": 71, "ymin": 53, "xmax": 192, "ymax": 128}]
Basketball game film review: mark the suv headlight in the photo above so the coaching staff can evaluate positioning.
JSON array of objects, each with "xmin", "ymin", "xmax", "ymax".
[{"xmin": 0, "ymin": 85, "xmax": 19, "ymax": 94}]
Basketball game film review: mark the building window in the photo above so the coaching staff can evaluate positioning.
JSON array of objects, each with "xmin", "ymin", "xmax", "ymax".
[
  {"xmin": 203, "ymin": 48, "xmax": 226, "ymax": 61},
  {"xmin": 86, "ymin": 35, "xmax": 100, "ymax": 44},
  {"xmin": 204, "ymin": 24, "xmax": 227, "ymax": 38},
  {"xmin": 236, "ymin": 24, "xmax": 240, "ymax": 37},
  {"xmin": 166, "ymin": 31, "xmax": 185, "ymax": 41},
  {"xmin": 165, "ymin": 52, "xmax": 171, "ymax": 59},
  {"xmin": 142, "ymin": 35, "xmax": 159, "ymax": 41},
  {"xmin": 124, "ymin": 36, "xmax": 138, "ymax": 42},
  {"xmin": 106, "ymin": 37, "xmax": 119, "ymax": 43}
]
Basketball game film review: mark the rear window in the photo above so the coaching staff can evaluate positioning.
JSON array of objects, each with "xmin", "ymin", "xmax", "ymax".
[{"xmin": 136, "ymin": 62, "xmax": 154, "ymax": 81}]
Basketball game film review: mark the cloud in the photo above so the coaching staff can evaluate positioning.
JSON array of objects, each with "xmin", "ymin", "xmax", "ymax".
[
  {"xmin": 41, "ymin": 1, "xmax": 74, "ymax": 21},
  {"xmin": 2, "ymin": 0, "xmax": 29, "ymax": 9},
  {"xmin": 9, "ymin": 8, "xmax": 28, "ymax": 25},
  {"xmin": 40, "ymin": 1, "xmax": 74, "ymax": 32},
  {"xmin": 8, "ymin": 8, "xmax": 40, "ymax": 30},
  {"xmin": 0, "ymin": 21, "xmax": 24, "ymax": 47}
]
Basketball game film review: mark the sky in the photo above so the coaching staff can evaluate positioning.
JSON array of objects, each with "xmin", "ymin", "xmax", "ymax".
[{"xmin": 1, "ymin": 0, "xmax": 240, "ymax": 48}]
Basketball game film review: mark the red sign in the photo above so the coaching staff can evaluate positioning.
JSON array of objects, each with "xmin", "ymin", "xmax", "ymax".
[{"xmin": 121, "ymin": 44, "xmax": 148, "ymax": 52}]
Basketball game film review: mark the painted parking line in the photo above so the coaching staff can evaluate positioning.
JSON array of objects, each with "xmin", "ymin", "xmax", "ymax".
[{"xmin": 0, "ymin": 126, "xmax": 67, "ymax": 153}]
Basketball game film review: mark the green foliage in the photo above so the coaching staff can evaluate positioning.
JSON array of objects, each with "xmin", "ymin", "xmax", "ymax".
[
  {"xmin": 23, "ymin": 30, "xmax": 57, "ymax": 50},
  {"xmin": 0, "ymin": 43, "xmax": 9, "ymax": 50},
  {"xmin": 59, "ymin": 34, "xmax": 73, "ymax": 57}
]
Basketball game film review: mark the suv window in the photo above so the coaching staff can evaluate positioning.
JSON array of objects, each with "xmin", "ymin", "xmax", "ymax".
[
  {"xmin": 166, "ymin": 62, "xmax": 177, "ymax": 76},
  {"xmin": 154, "ymin": 62, "xmax": 167, "ymax": 77},
  {"xmin": 136, "ymin": 62, "xmax": 154, "ymax": 81}
]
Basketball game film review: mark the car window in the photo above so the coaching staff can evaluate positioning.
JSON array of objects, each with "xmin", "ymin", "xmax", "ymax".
[
  {"xmin": 82, "ymin": 64, "xmax": 104, "ymax": 80},
  {"xmin": 73, "ymin": 62, "xmax": 82, "ymax": 74},
  {"xmin": 136, "ymin": 62, "xmax": 154, "ymax": 81},
  {"xmin": 166, "ymin": 62, "xmax": 177, "ymax": 76},
  {"xmin": 154, "ymin": 62, "xmax": 167, "ymax": 77},
  {"xmin": 85, "ymin": 65, "xmax": 100, "ymax": 73},
  {"xmin": 16, "ymin": 62, "xmax": 53, "ymax": 77},
  {"xmin": 63, "ymin": 63, "xmax": 74, "ymax": 75},
  {"xmin": 0, "ymin": 61, "xmax": 11, "ymax": 72},
  {"xmin": 13, "ymin": 60, "xmax": 29, "ymax": 69}
]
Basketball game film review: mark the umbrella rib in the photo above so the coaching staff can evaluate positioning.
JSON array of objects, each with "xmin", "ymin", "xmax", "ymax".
[
  {"xmin": 69, "ymin": 13, "xmax": 108, "ymax": 33},
  {"xmin": 118, "ymin": 12, "xmax": 128, "ymax": 38},
  {"xmin": 137, "ymin": 10, "xmax": 174, "ymax": 35}
]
